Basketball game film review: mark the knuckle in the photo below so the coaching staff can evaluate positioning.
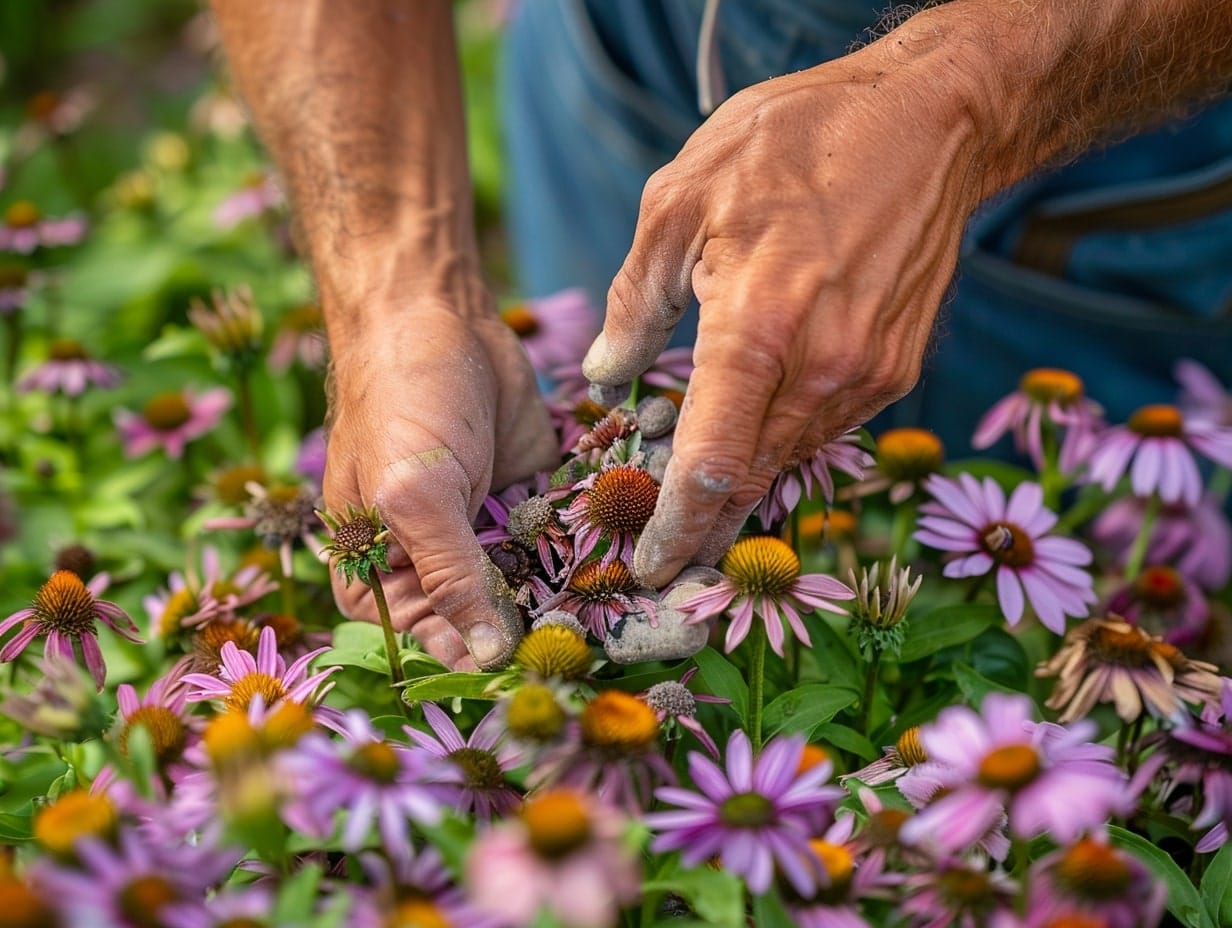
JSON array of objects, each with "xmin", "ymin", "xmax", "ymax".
[{"xmin": 673, "ymin": 449, "xmax": 750, "ymax": 502}]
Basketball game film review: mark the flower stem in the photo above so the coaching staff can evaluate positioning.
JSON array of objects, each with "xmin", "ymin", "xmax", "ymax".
[
  {"xmin": 859, "ymin": 649, "xmax": 883, "ymax": 736},
  {"xmin": 1124, "ymin": 494, "xmax": 1161, "ymax": 582},
  {"xmin": 1210, "ymin": 465, "xmax": 1232, "ymax": 506},
  {"xmin": 368, "ymin": 572, "xmax": 409, "ymax": 713},
  {"xmin": 748, "ymin": 622, "xmax": 768, "ymax": 753},
  {"xmin": 235, "ymin": 366, "xmax": 262, "ymax": 464},
  {"xmin": 3, "ymin": 312, "xmax": 22, "ymax": 387}
]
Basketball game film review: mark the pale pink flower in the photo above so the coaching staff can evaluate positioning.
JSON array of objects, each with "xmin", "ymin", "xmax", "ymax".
[
  {"xmin": 0, "ymin": 201, "xmax": 87, "ymax": 253},
  {"xmin": 757, "ymin": 429, "xmax": 873, "ymax": 526},
  {"xmin": 213, "ymin": 171, "xmax": 283, "ymax": 228},
  {"xmin": 501, "ymin": 288, "xmax": 599, "ymax": 376},
  {"xmin": 1175, "ymin": 357, "xmax": 1232, "ymax": 427},
  {"xmin": 972, "ymin": 367, "xmax": 1103, "ymax": 473},
  {"xmin": 1024, "ymin": 833, "xmax": 1165, "ymax": 928},
  {"xmin": 1092, "ymin": 493, "xmax": 1232, "ymax": 591},
  {"xmin": 115, "ymin": 386, "xmax": 231, "ymax": 459},
  {"xmin": 561, "ymin": 463, "xmax": 659, "ymax": 569},
  {"xmin": 16, "ymin": 338, "xmax": 120, "ymax": 396}
]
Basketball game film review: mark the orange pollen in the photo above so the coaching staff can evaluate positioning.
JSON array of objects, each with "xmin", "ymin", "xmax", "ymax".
[
  {"xmin": 388, "ymin": 897, "xmax": 453, "ymax": 928},
  {"xmin": 34, "ymin": 790, "xmax": 117, "ymax": 857},
  {"xmin": 142, "ymin": 392, "xmax": 192, "ymax": 431},
  {"xmin": 120, "ymin": 706, "xmax": 187, "ymax": 765},
  {"xmin": 580, "ymin": 691, "xmax": 660, "ymax": 753},
  {"xmin": 4, "ymin": 202, "xmax": 41, "ymax": 228},
  {"xmin": 0, "ymin": 875, "xmax": 57, "ymax": 928},
  {"xmin": 586, "ymin": 467, "xmax": 659, "ymax": 536},
  {"xmin": 1128, "ymin": 404, "xmax": 1184, "ymax": 438},
  {"xmin": 47, "ymin": 338, "xmax": 87, "ymax": 361},
  {"xmin": 225, "ymin": 671, "xmax": 287, "ymax": 711},
  {"xmin": 260, "ymin": 613, "xmax": 303, "ymax": 649},
  {"xmin": 569, "ymin": 559, "xmax": 637, "ymax": 601},
  {"xmin": 876, "ymin": 428, "xmax": 945, "ymax": 480},
  {"xmin": 981, "ymin": 521, "xmax": 1035, "ymax": 568},
  {"xmin": 895, "ymin": 726, "xmax": 928, "ymax": 766},
  {"xmin": 1020, "ymin": 368, "xmax": 1085, "ymax": 406},
  {"xmin": 1089, "ymin": 621, "xmax": 1156, "ymax": 668},
  {"xmin": 213, "ymin": 465, "xmax": 267, "ymax": 506},
  {"xmin": 796, "ymin": 744, "xmax": 830, "ymax": 776},
  {"xmin": 1055, "ymin": 838, "xmax": 1131, "ymax": 900},
  {"xmin": 192, "ymin": 619, "xmax": 260, "ymax": 671},
  {"xmin": 521, "ymin": 790, "xmax": 593, "ymax": 859},
  {"xmin": 203, "ymin": 711, "xmax": 262, "ymax": 766},
  {"xmin": 118, "ymin": 875, "xmax": 180, "ymax": 928},
  {"xmin": 808, "ymin": 840, "xmax": 855, "ymax": 895},
  {"xmin": 349, "ymin": 741, "xmax": 401, "ymax": 783},
  {"xmin": 32, "ymin": 570, "xmax": 98, "ymax": 636},
  {"xmin": 500, "ymin": 304, "xmax": 540, "ymax": 338},
  {"xmin": 977, "ymin": 744, "xmax": 1041, "ymax": 791},
  {"xmin": 1133, "ymin": 566, "xmax": 1187, "ymax": 609},
  {"xmin": 720, "ymin": 536, "xmax": 800, "ymax": 596}
]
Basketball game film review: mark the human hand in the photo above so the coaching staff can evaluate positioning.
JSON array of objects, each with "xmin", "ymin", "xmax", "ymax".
[
  {"xmin": 583, "ymin": 31, "xmax": 994, "ymax": 588},
  {"xmin": 324, "ymin": 301, "xmax": 559, "ymax": 670}
]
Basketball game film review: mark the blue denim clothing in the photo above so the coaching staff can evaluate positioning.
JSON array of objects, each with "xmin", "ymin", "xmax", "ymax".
[{"xmin": 500, "ymin": 0, "xmax": 1232, "ymax": 452}]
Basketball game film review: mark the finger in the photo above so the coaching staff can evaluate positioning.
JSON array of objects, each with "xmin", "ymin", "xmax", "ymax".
[
  {"xmin": 582, "ymin": 170, "xmax": 701, "ymax": 388},
  {"xmin": 374, "ymin": 451, "xmax": 524, "ymax": 670}
]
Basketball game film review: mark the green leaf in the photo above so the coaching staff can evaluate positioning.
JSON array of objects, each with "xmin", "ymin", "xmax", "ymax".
[
  {"xmin": 644, "ymin": 864, "xmax": 745, "ymax": 927},
  {"xmin": 693, "ymin": 648, "xmax": 748, "ymax": 725},
  {"xmin": 800, "ymin": 616, "xmax": 863, "ymax": 692},
  {"xmin": 968, "ymin": 627, "xmax": 1030, "ymax": 690},
  {"xmin": 750, "ymin": 889, "xmax": 796, "ymax": 928},
  {"xmin": 325, "ymin": 621, "xmax": 392, "ymax": 674},
  {"xmin": 272, "ymin": 862, "xmax": 324, "ymax": 924},
  {"xmin": 811, "ymin": 722, "xmax": 879, "ymax": 762},
  {"xmin": 399, "ymin": 672, "xmax": 502, "ymax": 703},
  {"xmin": 1200, "ymin": 841, "xmax": 1232, "ymax": 928},
  {"xmin": 1109, "ymin": 825, "xmax": 1212, "ymax": 928},
  {"xmin": 898, "ymin": 603, "xmax": 999, "ymax": 663},
  {"xmin": 952, "ymin": 661, "xmax": 1023, "ymax": 706},
  {"xmin": 762, "ymin": 684, "xmax": 859, "ymax": 739}
]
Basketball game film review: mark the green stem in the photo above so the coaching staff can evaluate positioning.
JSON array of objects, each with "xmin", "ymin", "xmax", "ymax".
[
  {"xmin": 368, "ymin": 572, "xmax": 411, "ymax": 717},
  {"xmin": 859, "ymin": 649, "xmax": 883, "ymax": 736},
  {"xmin": 748, "ymin": 622, "xmax": 768, "ymax": 753},
  {"xmin": 963, "ymin": 572, "xmax": 989, "ymax": 603},
  {"xmin": 3, "ymin": 312, "xmax": 21, "ymax": 387},
  {"xmin": 1115, "ymin": 720, "xmax": 1133, "ymax": 769},
  {"xmin": 278, "ymin": 568, "xmax": 296, "ymax": 617},
  {"xmin": 1124, "ymin": 494, "xmax": 1161, "ymax": 582},
  {"xmin": 890, "ymin": 501, "xmax": 915, "ymax": 562},
  {"xmin": 236, "ymin": 366, "xmax": 262, "ymax": 463},
  {"xmin": 1210, "ymin": 465, "xmax": 1232, "ymax": 506}
]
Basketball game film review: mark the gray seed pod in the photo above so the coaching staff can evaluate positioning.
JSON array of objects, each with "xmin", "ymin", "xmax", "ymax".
[
  {"xmin": 635, "ymin": 395, "xmax": 678, "ymax": 439},
  {"xmin": 587, "ymin": 381, "xmax": 631, "ymax": 408}
]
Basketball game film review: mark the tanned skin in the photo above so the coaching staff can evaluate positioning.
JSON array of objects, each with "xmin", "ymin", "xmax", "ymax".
[{"xmin": 211, "ymin": 0, "xmax": 1232, "ymax": 668}]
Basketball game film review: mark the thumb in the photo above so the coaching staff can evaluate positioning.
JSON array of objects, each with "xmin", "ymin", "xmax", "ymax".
[{"xmin": 374, "ymin": 452, "xmax": 523, "ymax": 671}]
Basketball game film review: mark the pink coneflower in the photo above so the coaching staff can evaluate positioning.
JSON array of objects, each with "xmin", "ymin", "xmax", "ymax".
[
  {"xmin": 899, "ymin": 859, "xmax": 1018, "ymax": 928},
  {"xmin": 404, "ymin": 702, "xmax": 523, "ymax": 821},
  {"xmin": 182, "ymin": 625, "xmax": 339, "ymax": 717},
  {"xmin": 0, "ymin": 570, "xmax": 142, "ymax": 688},
  {"xmin": 115, "ymin": 386, "xmax": 232, "ymax": 460},
  {"xmin": 537, "ymin": 559, "xmax": 659, "ymax": 637},
  {"xmin": 846, "ymin": 427, "xmax": 946, "ymax": 504},
  {"xmin": 16, "ymin": 337, "xmax": 121, "ymax": 396},
  {"xmin": 1176, "ymin": 358, "xmax": 1232, "ymax": 427},
  {"xmin": 1087, "ymin": 403, "xmax": 1232, "ymax": 506},
  {"xmin": 561, "ymin": 463, "xmax": 660, "ymax": 569},
  {"xmin": 1024, "ymin": 834, "xmax": 1166, "ymax": 928},
  {"xmin": 0, "ymin": 263, "xmax": 31, "ymax": 313},
  {"xmin": 646, "ymin": 729, "xmax": 844, "ymax": 896},
  {"xmin": 640, "ymin": 667, "xmax": 728, "ymax": 758},
  {"xmin": 1105, "ymin": 564, "xmax": 1209, "ymax": 646},
  {"xmin": 467, "ymin": 788, "xmax": 642, "ymax": 928},
  {"xmin": 476, "ymin": 476, "xmax": 570, "ymax": 579},
  {"xmin": 915, "ymin": 474, "xmax": 1095, "ymax": 633},
  {"xmin": 845, "ymin": 725, "xmax": 932, "ymax": 789},
  {"xmin": 972, "ymin": 368, "xmax": 1104, "ymax": 473},
  {"xmin": 142, "ymin": 545, "xmax": 277, "ymax": 639},
  {"xmin": 756, "ymin": 429, "xmax": 873, "ymax": 527},
  {"xmin": 675, "ymin": 535, "xmax": 853, "ymax": 656},
  {"xmin": 162, "ymin": 884, "xmax": 274, "ymax": 928},
  {"xmin": 898, "ymin": 693, "xmax": 1129, "ymax": 852},
  {"xmin": 213, "ymin": 170, "xmax": 283, "ymax": 229},
  {"xmin": 205, "ymin": 480, "xmax": 322, "ymax": 577},
  {"xmin": 500, "ymin": 288, "xmax": 599, "ymax": 376},
  {"xmin": 783, "ymin": 814, "xmax": 896, "ymax": 928},
  {"xmin": 278, "ymin": 709, "xmax": 457, "ymax": 864},
  {"xmin": 350, "ymin": 847, "xmax": 504, "ymax": 928},
  {"xmin": 0, "ymin": 201, "xmax": 87, "ymax": 253},
  {"xmin": 1092, "ymin": 493, "xmax": 1232, "ymax": 591},
  {"xmin": 268, "ymin": 302, "xmax": 326, "ymax": 373},
  {"xmin": 114, "ymin": 658, "xmax": 198, "ymax": 771}
]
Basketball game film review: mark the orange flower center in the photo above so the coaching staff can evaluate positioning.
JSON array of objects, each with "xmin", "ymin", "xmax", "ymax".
[
  {"xmin": 1055, "ymin": 838, "xmax": 1131, "ymax": 901},
  {"xmin": 32, "ymin": 570, "xmax": 98, "ymax": 636},
  {"xmin": 976, "ymin": 744, "xmax": 1041, "ymax": 791},
  {"xmin": 720, "ymin": 536, "xmax": 800, "ymax": 596},
  {"xmin": 387, "ymin": 897, "xmax": 453, "ymax": 928},
  {"xmin": 876, "ymin": 427, "xmax": 945, "ymax": 481},
  {"xmin": 1042, "ymin": 917, "xmax": 1108, "ymax": 928},
  {"xmin": 580, "ymin": 691, "xmax": 660, "ymax": 753},
  {"xmin": 895, "ymin": 726, "xmax": 928, "ymax": 766},
  {"xmin": 203, "ymin": 710, "xmax": 262, "ymax": 766},
  {"xmin": 796, "ymin": 743, "xmax": 829, "ymax": 776},
  {"xmin": 1133, "ymin": 565, "xmax": 1187, "ymax": 609},
  {"xmin": 262, "ymin": 700, "xmax": 316, "ymax": 749},
  {"xmin": 213, "ymin": 465, "xmax": 267, "ymax": 506},
  {"xmin": 807, "ymin": 840, "xmax": 854, "ymax": 898},
  {"xmin": 225, "ymin": 671, "xmax": 287, "ymax": 712},
  {"xmin": 981, "ymin": 522, "xmax": 1035, "ymax": 568},
  {"xmin": 192, "ymin": 618, "xmax": 261, "ymax": 671},
  {"xmin": 1020, "ymin": 368, "xmax": 1084, "ymax": 406},
  {"xmin": 142, "ymin": 392, "xmax": 192, "ymax": 431},
  {"xmin": 937, "ymin": 867, "xmax": 994, "ymax": 906},
  {"xmin": 448, "ymin": 747, "xmax": 505, "ymax": 790},
  {"xmin": 0, "ymin": 875, "xmax": 57, "ymax": 928},
  {"xmin": 4, "ymin": 202, "xmax": 41, "ymax": 228},
  {"xmin": 47, "ymin": 338, "xmax": 87, "ymax": 361},
  {"xmin": 1128, "ymin": 404, "xmax": 1184, "ymax": 438},
  {"xmin": 864, "ymin": 807, "xmax": 910, "ymax": 846},
  {"xmin": 118, "ymin": 875, "xmax": 180, "ymax": 928},
  {"xmin": 500, "ymin": 304, "xmax": 540, "ymax": 338},
  {"xmin": 568, "ymin": 559, "xmax": 637, "ymax": 602},
  {"xmin": 521, "ymin": 790, "xmax": 592, "ymax": 859},
  {"xmin": 586, "ymin": 466, "xmax": 659, "ymax": 536},
  {"xmin": 120, "ymin": 706, "xmax": 187, "ymax": 765},
  {"xmin": 34, "ymin": 790, "xmax": 117, "ymax": 858},
  {"xmin": 261, "ymin": 613, "xmax": 304, "ymax": 649},
  {"xmin": 1089, "ymin": 621, "xmax": 1157, "ymax": 668},
  {"xmin": 349, "ymin": 742, "xmax": 401, "ymax": 784}
]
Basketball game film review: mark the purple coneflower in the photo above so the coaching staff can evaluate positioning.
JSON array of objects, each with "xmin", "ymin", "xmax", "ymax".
[
  {"xmin": 268, "ymin": 302, "xmax": 327, "ymax": 373},
  {"xmin": 847, "ymin": 427, "xmax": 945, "ymax": 504},
  {"xmin": 405, "ymin": 702, "xmax": 523, "ymax": 821},
  {"xmin": 562, "ymin": 463, "xmax": 660, "ymax": 569},
  {"xmin": 114, "ymin": 658, "xmax": 197, "ymax": 771},
  {"xmin": 476, "ymin": 476, "xmax": 570, "ymax": 579},
  {"xmin": 500, "ymin": 288, "xmax": 598, "ymax": 376},
  {"xmin": 142, "ymin": 545, "xmax": 277, "ymax": 639},
  {"xmin": 915, "ymin": 474, "xmax": 1095, "ymax": 633},
  {"xmin": 350, "ymin": 847, "xmax": 504, "ymax": 928},
  {"xmin": 640, "ymin": 667, "xmax": 728, "ymax": 758},
  {"xmin": 1092, "ymin": 493, "xmax": 1232, "ymax": 591},
  {"xmin": 1087, "ymin": 403, "xmax": 1232, "ymax": 506},
  {"xmin": 162, "ymin": 884, "xmax": 273, "ymax": 928},
  {"xmin": 115, "ymin": 386, "xmax": 232, "ymax": 460},
  {"xmin": 467, "ymin": 788, "xmax": 641, "ymax": 928},
  {"xmin": 1024, "ymin": 834, "xmax": 1165, "ymax": 928},
  {"xmin": 0, "ymin": 570, "xmax": 142, "ymax": 688},
  {"xmin": 783, "ymin": 813, "xmax": 896, "ymax": 928},
  {"xmin": 1105, "ymin": 564, "xmax": 1209, "ymax": 646},
  {"xmin": 205, "ymin": 480, "xmax": 322, "ymax": 577},
  {"xmin": 538, "ymin": 558, "xmax": 659, "ymax": 638},
  {"xmin": 756, "ymin": 429, "xmax": 873, "ymax": 527},
  {"xmin": 0, "ymin": 200, "xmax": 87, "ymax": 253},
  {"xmin": 675, "ymin": 535, "xmax": 853, "ymax": 656},
  {"xmin": 898, "ymin": 693, "xmax": 1129, "ymax": 851},
  {"xmin": 0, "ymin": 263, "xmax": 31, "ymax": 313},
  {"xmin": 278, "ymin": 709, "xmax": 457, "ymax": 864},
  {"xmin": 845, "ymin": 725, "xmax": 932, "ymax": 789},
  {"xmin": 16, "ymin": 337, "xmax": 121, "ymax": 396},
  {"xmin": 899, "ymin": 859, "xmax": 1018, "ymax": 928},
  {"xmin": 213, "ymin": 170, "xmax": 283, "ymax": 229},
  {"xmin": 646, "ymin": 729, "xmax": 844, "ymax": 896},
  {"xmin": 972, "ymin": 367, "xmax": 1103, "ymax": 473},
  {"xmin": 1176, "ymin": 357, "xmax": 1232, "ymax": 427}
]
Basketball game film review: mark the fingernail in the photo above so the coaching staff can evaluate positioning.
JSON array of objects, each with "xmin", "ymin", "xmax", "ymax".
[
  {"xmin": 633, "ymin": 529, "xmax": 670, "ymax": 588},
  {"xmin": 581, "ymin": 331, "xmax": 609, "ymax": 377},
  {"xmin": 464, "ymin": 622, "xmax": 508, "ymax": 668}
]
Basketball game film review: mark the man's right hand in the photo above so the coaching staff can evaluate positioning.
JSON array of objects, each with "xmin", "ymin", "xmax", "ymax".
[{"xmin": 323, "ymin": 301, "xmax": 560, "ymax": 670}]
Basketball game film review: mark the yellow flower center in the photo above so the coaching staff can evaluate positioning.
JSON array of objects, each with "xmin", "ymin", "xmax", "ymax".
[
  {"xmin": 142, "ymin": 391, "xmax": 192, "ymax": 431},
  {"xmin": 807, "ymin": 840, "xmax": 854, "ymax": 897},
  {"xmin": 895, "ymin": 726, "xmax": 928, "ymax": 766},
  {"xmin": 0, "ymin": 875, "xmax": 57, "ymax": 928},
  {"xmin": 448, "ymin": 747, "xmax": 505, "ymax": 790},
  {"xmin": 192, "ymin": 619, "xmax": 261, "ymax": 672},
  {"xmin": 203, "ymin": 711, "xmax": 262, "ymax": 767},
  {"xmin": 213, "ymin": 465, "xmax": 267, "ymax": 506},
  {"xmin": 47, "ymin": 338, "xmax": 87, "ymax": 361},
  {"xmin": 586, "ymin": 466, "xmax": 660, "ymax": 536},
  {"xmin": 720, "ymin": 536, "xmax": 800, "ymax": 596},
  {"xmin": 118, "ymin": 875, "xmax": 180, "ymax": 928},
  {"xmin": 350, "ymin": 742, "xmax": 401, "ymax": 784},
  {"xmin": 261, "ymin": 700, "xmax": 316, "ymax": 749},
  {"xmin": 976, "ymin": 744, "xmax": 1041, "ymax": 791},
  {"xmin": 1020, "ymin": 368, "xmax": 1084, "ymax": 406},
  {"xmin": 1133, "ymin": 565, "xmax": 1187, "ymax": 609},
  {"xmin": 796, "ymin": 744, "xmax": 829, "ymax": 776},
  {"xmin": 120, "ymin": 706, "xmax": 187, "ymax": 765},
  {"xmin": 4, "ymin": 202, "xmax": 41, "ymax": 228},
  {"xmin": 32, "ymin": 570, "xmax": 99, "ymax": 637},
  {"xmin": 981, "ymin": 521, "xmax": 1036, "ymax": 568},
  {"xmin": 387, "ymin": 896, "xmax": 453, "ymax": 928},
  {"xmin": 876, "ymin": 428, "xmax": 945, "ymax": 481},
  {"xmin": 521, "ymin": 790, "xmax": 593, "ymax": 859},
  {"xmin": 500, "ymin": 304, "xmax": 540, "ymax": 338},
  {"xmin": 34, "ymin": 790, "xmax": 117, "ymax": 857},
  {"xmin": 580, "ymin": 691, "xmax": 660, "ymax": 753},
  {"xmin": 514, "ymin": 625, "xmax": 593, "ymax": 680},
  {"xmin": 505, "ymin": 684, "xmax": 566, "ymax": 741},
  {"xmin": 1128, "ymin": 404, "xmax": 1184, "ymax": 438},
  {"xmin": 225, "ymin": 672, "xmax": 287, "ymax": 712},
  {"xmin": 718, "ymin": 792, "xmax": 775, "ymax": 828},
  {"xmin": 1055, "ymin": 838, "xmax": 1131, "ymax": 901},
  {"xmin": 157, "ymin": 588, "xmax": 200, "ymax": 640}
]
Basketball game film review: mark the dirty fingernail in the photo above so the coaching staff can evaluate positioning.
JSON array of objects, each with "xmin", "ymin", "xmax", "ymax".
[
  {"xmin": 464, "ymin": 622, "xmax": 508, "ymax": 669},
  {"xmin": 581, "ymin": 331, "xmax": 609, "ymax": 377}
]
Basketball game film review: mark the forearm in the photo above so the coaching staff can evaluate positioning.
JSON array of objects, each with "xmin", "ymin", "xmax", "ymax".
[
  {"xmin": 209, "ymin": 0, "xmax": 485, "ymax": 356},
  {"xmin": 876, "ymin": 0, "xmax": 1232, "ymax": 198}
]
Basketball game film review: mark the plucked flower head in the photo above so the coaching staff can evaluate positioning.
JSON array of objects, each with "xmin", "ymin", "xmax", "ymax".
[
  {"xmin": 972, "ymin": 367, "xmax": 1103, "ymax": 472},
  {"xmin": 676, "ymin": 535, "xmax": 853, "ymax": 656},
  {"xmin": 916, "ymin": 474, "xmax": 1095, "ymax": 633},
  {"xmin": 115, "ymin": 386, "xmax": 232, "ymax": 460},
  {"xmin": 317, "ymin": 503, "xmax": 391, "ymax": 586},
  {"xmin": 538, "ymin": 558, "xmax": 658, "ymax": 637}
]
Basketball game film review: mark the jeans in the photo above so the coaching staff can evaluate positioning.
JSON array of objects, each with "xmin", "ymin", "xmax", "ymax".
[{"xmin": 501, "ymin": 0, "xmax": 1232, "ymax": 452}]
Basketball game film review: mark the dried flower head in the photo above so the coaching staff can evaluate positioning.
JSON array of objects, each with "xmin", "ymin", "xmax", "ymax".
[{"xmin": 317, "ymin": 503, "xmax": 391, "ymax": 586}]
